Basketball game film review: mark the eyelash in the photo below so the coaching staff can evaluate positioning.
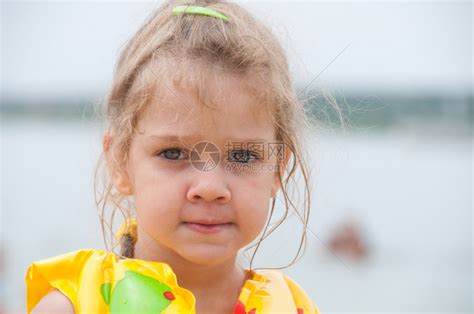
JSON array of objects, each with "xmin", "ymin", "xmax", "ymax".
[
  {"xmin": 228, "ymin": 150, "xmax": 261, "ymax": 163},
  {"xmin": 157, "ymin": 147, "xmax": 188, "ymax": 162},
  {"xmin": 157, "ymin": 148, "xmax": 262, "ymax": 163}
]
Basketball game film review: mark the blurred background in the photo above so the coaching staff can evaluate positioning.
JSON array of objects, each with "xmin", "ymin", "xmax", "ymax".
[{"xmin": 1, "ymin": 0, "xmax": 472, "ymax": 313}]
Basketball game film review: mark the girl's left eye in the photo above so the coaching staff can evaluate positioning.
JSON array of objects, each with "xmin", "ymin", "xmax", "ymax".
[
  {"xmin": 158, "ymin": 148, "xmax": 188, "ymax": 161},
  {"xmin": 228, "ymin": 150, "xmax": 261, "ymax": 163}
]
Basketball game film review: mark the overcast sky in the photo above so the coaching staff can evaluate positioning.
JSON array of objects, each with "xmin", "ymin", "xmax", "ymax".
[{"xmin": 1, "ymin": 1, "xmax": 472, "ymax": 102}]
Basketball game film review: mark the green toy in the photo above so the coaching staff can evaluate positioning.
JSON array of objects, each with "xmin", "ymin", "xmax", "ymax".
[{"xmin": 101, "ymin": 270, "xmax": 175, "ymax": 313}]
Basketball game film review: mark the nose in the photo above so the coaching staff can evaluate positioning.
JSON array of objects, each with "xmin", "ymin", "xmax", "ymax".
[{"xmin": 186, "ymin": 167, "xmax": 231, "ymax": 203}]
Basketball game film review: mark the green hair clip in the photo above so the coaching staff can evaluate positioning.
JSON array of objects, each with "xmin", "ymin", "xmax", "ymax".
[{"xmin": 172, "ymin": 5, "xmax": 230, "ymax": 22}]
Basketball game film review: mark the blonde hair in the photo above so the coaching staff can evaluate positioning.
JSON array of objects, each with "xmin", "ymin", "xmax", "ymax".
[{"xmin": 94, "ymin": 0, "xmax": 314, "ymax": 270}]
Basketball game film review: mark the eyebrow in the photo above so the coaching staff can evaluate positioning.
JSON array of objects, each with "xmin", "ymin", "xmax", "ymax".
[
  {"xmin": 147, "ymin": 134, "xmax": 270, "ymax": 142},
  {"xmin": 148, "ymin": 135, "xmax": 199, "ymax": 142}
]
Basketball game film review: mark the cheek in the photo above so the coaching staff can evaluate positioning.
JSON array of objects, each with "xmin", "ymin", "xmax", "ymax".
[
  {"xmin": 247, "ymin": 205, "xmax": 270, "ymax": 233},
  {"xmin": 237, "ymin": 200, "xmax": 270, "ymax": 247},
  {"xmin": 131, "ymin": 162, "xmax": 188, "ymax": 229},
  {"xmin": 235, "ymin": 172, "xmax": 274, "ymax": 237},
  {"xmin": 238, "ymin": 169, "xmax": 275, "ymax": 200}
]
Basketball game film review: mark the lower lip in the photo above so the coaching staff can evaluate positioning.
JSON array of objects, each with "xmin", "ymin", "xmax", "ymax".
[{"xmin": 184, "ymin": 222, "xmax": 232, "ymax": 234}]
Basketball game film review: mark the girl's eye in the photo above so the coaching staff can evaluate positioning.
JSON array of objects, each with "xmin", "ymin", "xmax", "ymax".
[
  {"xmin": 158, "ymin": 148, "xmax": 187, "ymax": 161},
  {"xmin": 228, "ymin": 150, "xmax": 261, "ymax": 163}
]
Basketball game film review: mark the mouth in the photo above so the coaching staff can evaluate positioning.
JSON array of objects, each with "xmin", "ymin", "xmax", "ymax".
[{"xmin": 183, "ymin": 222, "xmax": 233, "ymax": 234}]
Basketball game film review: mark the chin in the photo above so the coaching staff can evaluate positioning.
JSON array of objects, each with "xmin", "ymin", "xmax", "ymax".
[{"xmin": 179, "ymin": 244, "xmax": 237, "ymax": 266}]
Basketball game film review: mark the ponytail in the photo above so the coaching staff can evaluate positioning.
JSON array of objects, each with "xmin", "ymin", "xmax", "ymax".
[{"xmin": 115, "ymin": 218, "xmax": 137, "ymax": 258}]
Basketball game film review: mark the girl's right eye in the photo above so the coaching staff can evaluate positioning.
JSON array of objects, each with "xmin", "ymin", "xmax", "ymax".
[{"xmin": 157, "ymin": 148, "xmax": 188, "ymax": 161}]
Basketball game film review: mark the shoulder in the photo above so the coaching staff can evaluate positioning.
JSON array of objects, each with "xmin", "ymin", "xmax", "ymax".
[
  {"xmin": 31, "ymin": 289, "xmax": 75, "ymax": 314},
  {"xmin": 282, "ymin": 274, "xmax": 321, "ymax": 314},
  {"xmin": 253, "ymin": 269, "xmax": 321, "ymax": 314},
  {"xmin": 26, "ymin": 249, "xmax": 107, "ymax": 313},
  {"xmin": 28, "ymin": 249, "xmax": 107, "ymax": 269},
  {"xmin": 27, "ymin": 248, "xmax": 108, "ymax": 275}
]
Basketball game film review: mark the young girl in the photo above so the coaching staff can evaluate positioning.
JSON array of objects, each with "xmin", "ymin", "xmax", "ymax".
[{"xmin": 26, "ymin": 1, "xmax": 319, "ymax": 313}]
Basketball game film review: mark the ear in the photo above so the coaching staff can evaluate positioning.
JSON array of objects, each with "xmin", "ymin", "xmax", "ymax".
[
  {"xmin": 103, "ymin": 132, "xmax": 134, "ymax": 196},
  {"xmin": 271, "ymin": 146, "xmax": 291, "ymax": 198}
]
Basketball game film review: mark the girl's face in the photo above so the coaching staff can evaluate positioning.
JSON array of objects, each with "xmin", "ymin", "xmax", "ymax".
[{"xmin": 114, "ymin": 71, "xmax": 286, "ymax": 266}]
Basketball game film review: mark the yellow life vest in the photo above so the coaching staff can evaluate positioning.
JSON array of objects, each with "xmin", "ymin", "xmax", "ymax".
[{"xmin": 25, "ymin": 249, "xmax": 320, "ymax": 314}]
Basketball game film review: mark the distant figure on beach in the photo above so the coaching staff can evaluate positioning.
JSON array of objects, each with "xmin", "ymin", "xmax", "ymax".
[{"xmin": 328, "ymin": 220, "xmax": 369, "ymax": 260}]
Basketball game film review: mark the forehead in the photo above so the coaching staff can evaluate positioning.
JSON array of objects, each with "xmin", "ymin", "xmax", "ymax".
[{"xmin": 136, "ymin": 61, "xmax": 275, "ymax": 145}]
